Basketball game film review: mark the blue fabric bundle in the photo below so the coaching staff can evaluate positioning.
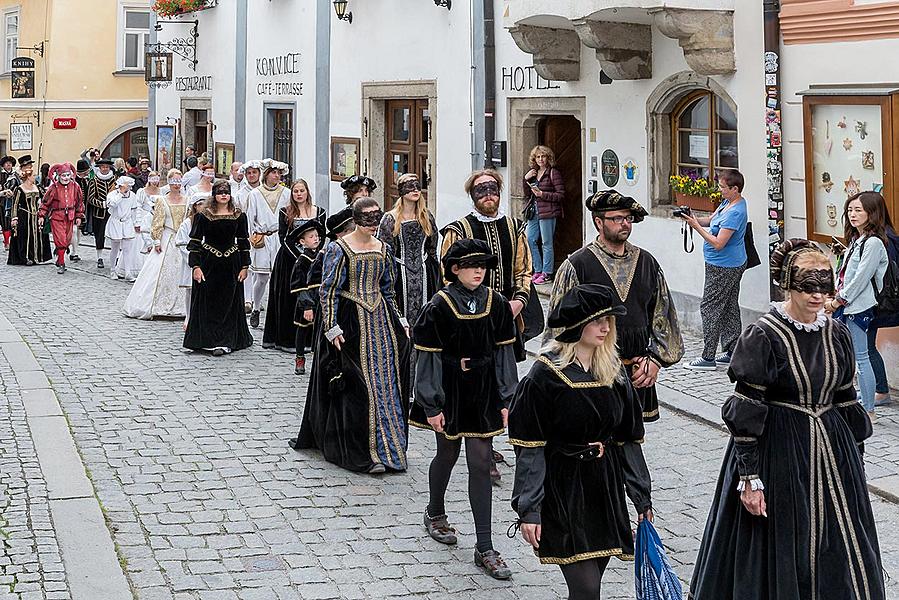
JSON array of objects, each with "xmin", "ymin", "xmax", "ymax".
[{"xmin": 635, "ymin": 519, "xmax": 683, "ymax": 600}]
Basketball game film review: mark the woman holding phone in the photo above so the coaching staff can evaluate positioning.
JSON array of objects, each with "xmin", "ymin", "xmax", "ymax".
[{"xmin": 523, "ymin": 145, "xmax": 565, "ymax": 285}]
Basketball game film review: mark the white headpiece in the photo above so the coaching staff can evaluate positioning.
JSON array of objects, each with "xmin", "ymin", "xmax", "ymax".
[
  {"xmin": 238, "ymin": 160, "xmax": 264, "ymax": 175},
  {"xmin": 116, "ymin": 175, "xmax": 135, "ymax": 188},
  {"xmin": 260, "ymin": 158, "xmax": 289, "ymax": 176}
]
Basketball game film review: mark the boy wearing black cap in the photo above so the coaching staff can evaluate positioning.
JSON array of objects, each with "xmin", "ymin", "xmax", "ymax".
[
  {"xmin": 411, "ymin": 238, "xmax": 519, "ymax": 581},
  {"xmin": 287, "ymin": 219, "xmax": 325, "ymax": 374}
]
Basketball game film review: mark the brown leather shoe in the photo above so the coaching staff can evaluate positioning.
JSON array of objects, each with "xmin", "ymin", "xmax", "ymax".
[
  {"xmin": 424, "ymin": 510, "xmax": 457, "ymax": 545},
  {"xmin": 474, "ymin": 549, "xmax": 512, "ymax": 580}
]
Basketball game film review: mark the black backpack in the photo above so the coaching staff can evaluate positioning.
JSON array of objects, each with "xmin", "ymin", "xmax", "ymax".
[{"xmin": 860, "ymin": 232, "xmax": 899, "ymax": 316}]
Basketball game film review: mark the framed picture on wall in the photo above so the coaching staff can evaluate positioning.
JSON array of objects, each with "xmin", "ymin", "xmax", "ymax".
[
  {"xmin": 215, "ymin": 142, "xmax": 235, "ymax": 178},
  {"xmin": 330, "ymin": 137, "xmax": 360, "ymax": 182},
  {"xmin": 156, "ymin": 125, "xmax": 176, "ymax": 177}
]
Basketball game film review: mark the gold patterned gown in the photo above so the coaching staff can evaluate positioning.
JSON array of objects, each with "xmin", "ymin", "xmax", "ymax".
[
  {"xmin": 123, "ymin": 196, "xmax": 187, "ymax": 319},
  {"xmin": 296, "ymin": 238, "xmax": 411, "ymax": 473},
  {"xmin": 7, "ymin": 187, "xmax": 51, "ymax": 265}
]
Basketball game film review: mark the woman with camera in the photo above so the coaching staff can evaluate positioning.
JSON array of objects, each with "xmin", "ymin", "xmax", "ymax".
[
  {"xmin": 679, "ymin": 170, "xmax": 748, "ymax": 371},
  {"xmin": 523, "ymin": 145, "xmax": 564, "ymax": 285}
]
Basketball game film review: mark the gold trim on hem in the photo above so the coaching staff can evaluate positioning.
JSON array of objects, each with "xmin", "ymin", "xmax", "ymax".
[
  {"xmin": 410, "ymin": 420, "xmax": 504, "ymax": 440},
  {"xmin": 643, "ymin": 408, "xmax": 660, "ymax": 419},
  {"xmin": 538, "ymin": 548, "xmax": 634, "ymax": 565},
  {"xmin": 496, "ymin": 338, "xmax": 516, "ymax": 346},
  {"xmin": 413, "ymin": 344, "xmax": 442, "ymax": 353},
  {"xmin": 508, "ymin": 438, "xmax": 546, "ymax": 447}
]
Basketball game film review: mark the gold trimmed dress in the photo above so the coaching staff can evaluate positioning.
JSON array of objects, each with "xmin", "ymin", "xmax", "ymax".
[
  {"xmin": 296, "ymin": 238, "xmax": 411, "ymax": 473},
  {"xmin": 410, "ymin": 283, "xmax": 518, "ymax": 440},
  {"xmin": 689, "ymin": 305, "xmax": 884, "ymax": 600},
  {"xmin": 509, "ymin": 356, "xmax": 651, "ymax": 565},
  {"xmin": 7, "ymin": 186, "xmax": 51, "ymax": 265}
]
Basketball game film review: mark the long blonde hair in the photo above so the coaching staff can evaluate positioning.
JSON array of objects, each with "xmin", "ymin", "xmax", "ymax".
[
  {"xmin": 389, "ymin": 173, "xmax": 432, "ymax": 237},
  {"xmin": 540, "ymin": 317, "xmax": 622, "ymax": 387}
]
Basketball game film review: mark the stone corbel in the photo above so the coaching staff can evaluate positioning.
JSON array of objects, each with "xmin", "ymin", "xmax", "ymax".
[
  {"xmin": 572, "ymin": 19, "xmax": 652, "ymax": 81},
  {"xmin": 508, "ymin": 25, "xmax": 581, "ymax": 82},
  {"xmin": 653, "ymin": 8, "xmax": 735, "ymax": 76}
]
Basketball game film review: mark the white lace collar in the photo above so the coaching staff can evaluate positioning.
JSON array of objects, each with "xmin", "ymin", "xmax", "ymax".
[
  {"xmin": 771, "ymin": 302, "xmax": 827, "ymax": 332},
  {"xmin": 469, "ymin": 208, "xmax": 506, "ymax": 223}
]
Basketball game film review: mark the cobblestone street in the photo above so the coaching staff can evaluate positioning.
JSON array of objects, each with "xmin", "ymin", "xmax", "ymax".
[{"xmin": 1, "ymin": 259, "xmax": 898, "ymax": 599}]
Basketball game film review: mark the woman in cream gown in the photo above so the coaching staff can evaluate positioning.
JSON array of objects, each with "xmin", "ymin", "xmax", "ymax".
[{"xmin": 123, "ymin": 170, "xmax": 188, "ymax": 319}]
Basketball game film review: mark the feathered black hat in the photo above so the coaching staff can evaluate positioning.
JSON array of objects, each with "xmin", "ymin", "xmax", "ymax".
[
  {"xmin": 340, "ymin": 175, "xmax": 377, "ymax": 192},
  {"xmin": 585, "ymin": 189, "xmax": 647, "ymax": 223},
  {"xmin": 547, "ymin": 283, "xmax": 627, "ymax": 343},
  {"xmin": 441, "ymin": 239, "xmax": 498, "ymax": 282}
]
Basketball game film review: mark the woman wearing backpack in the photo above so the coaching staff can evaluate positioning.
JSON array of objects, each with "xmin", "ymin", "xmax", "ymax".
[
  {"xmin": 825, "ymin": 191, "xmax": 890, "ymax": 418},
  {"xmin": 868, "ymin": 205, "xmax": 899, "ymax": 408}
]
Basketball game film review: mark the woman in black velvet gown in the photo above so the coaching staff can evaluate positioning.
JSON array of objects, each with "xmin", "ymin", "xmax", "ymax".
[
  {"xmin": 510, "ymin": 283, "xmax": 652, "ymax": 600},
  {"xmin": 689, "ymin": 239, "xmax": 884, "ymax": 600},
  {"xmin": 183, "ymin": 180, "xmax": 253, "ymax": 355}
]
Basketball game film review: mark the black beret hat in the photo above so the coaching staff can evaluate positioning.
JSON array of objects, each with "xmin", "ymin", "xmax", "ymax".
[
  {"xmin": 586, "ymin": 189, "xmax": 647, "ymax": 223},
  {"xmin": 340, "ymin": 175, "xmax": 377, "ymax": 192},
  {"xmin": 293, "ymin": 219, "xmax": 325, "ymax": 241},
  {"xmin": 0, "ymin": 156, "xmax": 15, "ymax": 167},
  {"xmin": 441, "ymin": 239, "xmax": 498, "ymax": 282},
  {"xmin": 325, "ymin": 208, "xmax": 354, "ymax": 240},
  {"xmin": 547, "ymin": 283, "xmax": 627, "ymax": 343},
  {"xmin": 96, "ymin": 158, "xmax": 114, "ymax": 167}
]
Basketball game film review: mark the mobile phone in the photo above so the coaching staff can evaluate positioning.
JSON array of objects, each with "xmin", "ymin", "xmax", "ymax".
[{"xmin": 529, "ymin": 182, "xmax": 539, "ymax": 189}]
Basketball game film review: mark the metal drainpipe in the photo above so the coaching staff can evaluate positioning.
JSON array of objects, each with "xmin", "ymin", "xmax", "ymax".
[
  {"xmin": 763, "ymin": 0, "xmax": 784, "ymax": 299},
  {"xmin": 471, "ymin": 0, "xmax": 486, "ymax": 170},
  {"xmin": 484, "ymin": 0, "xmax": 496, "ymax": 170}
]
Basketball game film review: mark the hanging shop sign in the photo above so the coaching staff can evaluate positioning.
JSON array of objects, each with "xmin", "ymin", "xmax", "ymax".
[
  {"xmin": 10, "ymin": 122, "xmax": 32, "ymax": 151},
  {"xmin": 145, "ymin": 52, "xmax": 174, "ymax": 86},
  {"xmin": 52, "ymin": 118, "xmax": 77, "ymax": 130},
  {"xmin": 601, "ymin": 149, "xmax": 619, "ymax": 187},
  {"xmin": 11, "ymin": 57, "xmax": 34, "ymax": 99},
  {"xmin": 255, "ymin": 51, "xmax": 303, "ymax": 96}
]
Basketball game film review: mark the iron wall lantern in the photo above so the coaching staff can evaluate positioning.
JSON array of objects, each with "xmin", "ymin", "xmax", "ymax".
[{"xmin": 333, "ymin": 0, "xmax": 352, "ymax": 23}]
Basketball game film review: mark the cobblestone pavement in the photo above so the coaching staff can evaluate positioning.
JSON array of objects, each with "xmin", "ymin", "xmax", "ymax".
[{"xmin": 1, "ymin": 258, "xmax": 898, "ymax": 599}]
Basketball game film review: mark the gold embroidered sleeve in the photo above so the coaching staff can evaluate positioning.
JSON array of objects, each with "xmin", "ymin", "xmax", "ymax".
[
  {"xmin": 150, "ymin": 201, "xmax": 166, "ymax": 241},
  {"xmin": 647, "ymin": 268, "xmax": 685, "ymax": 367},
  {"xmin": 439, "ymin": 226, "xmax": 461, "ymax": 285},
  {"xmin": 545, "ymin": 259, "xmax": 579, "ymax": 340},
  {"xmin": 511, "ymin": 221, "xmax": 533, "ymax": 304}
]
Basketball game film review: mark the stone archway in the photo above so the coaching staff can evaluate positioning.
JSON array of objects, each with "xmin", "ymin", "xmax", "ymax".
[{"xmin": 645, "ymin": 71, "xmax": 738, "ymax": 211}]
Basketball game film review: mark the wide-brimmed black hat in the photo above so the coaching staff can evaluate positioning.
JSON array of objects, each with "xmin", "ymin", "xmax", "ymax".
[
  {"xmin": 293, "ymin": 219, "xmax": 325, "ymax": 241},
  {"xmin": 325, "ymin": 208, "xmax": 354, "ymax": 240},
  {"xmin": 548, "ymin": 283, "xmax": 627, "ymax": 343},
  {"xmin": 441, "ymin": 239, "xmax": 498, "ymax": 282},
  {"xmin": 585, "ymin": 189, "xmax": 647, "ymax": 223},
  {"xmin": 340, "ymin": 174, "xmax": 377, "ymax": 192},
  {"xmin": 17, "ymin": 155, "xmax": 33, "ymax": 167},
  {"xmin": 96, "ymin": 158, "xmax": 114, "ymax": 167},
  {"xmin": 0, "ymin": 156, "xmax": 15, "ymax": 167},
  {"xmin": 76, "ymin": 159, "xmax": 91, "ymax": 173}
]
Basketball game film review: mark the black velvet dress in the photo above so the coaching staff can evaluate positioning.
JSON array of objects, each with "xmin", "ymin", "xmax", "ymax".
[
  {"xmin": 509, "ymin": 356, "xmax": 651, "ymax": 565},
  {"xmin": 295, "ymin": 239, "xmax": 410, "ymax": 473},
  {"xmin": 7, "ymin": 187, "xmax": 51, "ymax": 265},
  {"xmin": 263, "ymin": 206, "xmax": 326, "ymax": 351},
  {"xmin": 689, "ymin": 307, "xmax": 884, "ymax": 600},
  {"xmin": 290, "ymin": 246, "xmax": 319, "ymax": 354},
  {"xmin": 409, "ymin": 284, "xmax": 517, "ymax": 439},
  {"xmin": 182, "ymin": 210, "xmax": 253, "ymax": 352}
]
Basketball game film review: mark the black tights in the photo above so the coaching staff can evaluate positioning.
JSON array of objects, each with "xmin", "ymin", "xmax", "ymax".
[
  {"xmin": 559, "ymin": 557, "xmax": 610, "ymax": 600},
  {"xmin": 427, "ymin": 434, "xmax": 494, "ymax": 553}
]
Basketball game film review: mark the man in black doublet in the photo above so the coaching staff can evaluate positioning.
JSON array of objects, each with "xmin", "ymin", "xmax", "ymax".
[{"xmin": 549, "ymin": 189, "xmax": 683, "ymax": 422}]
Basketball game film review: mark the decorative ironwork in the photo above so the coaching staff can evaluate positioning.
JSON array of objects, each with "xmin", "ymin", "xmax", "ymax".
[
  {"xmin": 434, "ymin": 0, "xmax": 452, "ymax": 9},
  {"xmin": 16, "ymin": 41, "xmax": 46, "ymax": 57},
  {"xmin": 147, "ymin": 81, "xmax": 173, "ymax": 89},
  {"xmin": 148, "ymin": 19, "xmax": 199, "ymax": 71}
]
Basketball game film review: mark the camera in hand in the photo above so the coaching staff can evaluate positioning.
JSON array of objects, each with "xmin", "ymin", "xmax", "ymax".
[{"xmin": 672, "ymin": 205, "xmax": 692, "ymax": 218}]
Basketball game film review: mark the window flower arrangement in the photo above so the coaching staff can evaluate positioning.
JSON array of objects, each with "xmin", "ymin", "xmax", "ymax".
[
  {"xmin": 152, "ymin": 0, "xmax": 210, "ymax": 17},
  {"xmin": 669, "ymin": 173, "xmax": 721, "ymax": 211}
]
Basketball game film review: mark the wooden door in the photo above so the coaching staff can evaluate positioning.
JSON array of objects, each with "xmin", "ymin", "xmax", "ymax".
[
  {"xmin": 272, "ymin": 109, "xmax": 294, "ymax": 178},
  {"xmin": 385, "ymin": 99, "xmax": 429, "ymax": 210},
  {"xmin": 539, "ymin": 115, "xmax": 583, "ymax": 270}
]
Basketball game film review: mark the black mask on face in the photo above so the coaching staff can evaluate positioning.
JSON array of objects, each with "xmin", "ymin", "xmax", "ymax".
[
  {"xmin": 398, "ymin": 179, "xmax": 422, "ymax": 196},
  {"xmin": 470, "ymin": 181, "xmax": 499, "ymax": 202},
  {"xmin": 354, "ymin": 209, "xmax": 383, "ymax": 227},
  {"xmin": 789, "ymin": 268, "xmax": 834, "ymax": 294}
]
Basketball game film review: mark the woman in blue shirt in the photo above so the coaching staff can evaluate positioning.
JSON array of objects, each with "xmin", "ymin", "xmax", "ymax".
[{"xmin": 679, "ymin": 170, "xmax": 748, "ymax": 370}]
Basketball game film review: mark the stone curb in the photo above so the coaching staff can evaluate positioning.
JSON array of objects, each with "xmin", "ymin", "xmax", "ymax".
[{"xmin": 0, "ymin": 313, "xmax": 133, "ymax": 600}]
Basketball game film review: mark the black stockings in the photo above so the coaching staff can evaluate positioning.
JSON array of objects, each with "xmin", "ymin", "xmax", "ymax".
[
  {"xmin": 559, "ymin": 557, "xmax": 610, "ymax": 600},
  {"xmin": 427, "ymin": 434, "xmax": 494, "ymax": 552}
]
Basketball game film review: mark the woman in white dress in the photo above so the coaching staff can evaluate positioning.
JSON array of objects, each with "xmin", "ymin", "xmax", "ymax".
[
  {"xmin": 188, "ymin": 165, "xmax": 215, "ymax": 203},
  {"xmin": 105, "ymin": 176, "xmax": 139, "ymax": 282},
  {"xmin": 246, "ymin": 159, "xmax": 290, "ymax": 328},
  {"xmin": 123, "ymin": 169, "xmax": 189, "ymax": 319},
  {"xmin": 132, "ymin": 171, "xmax": 162, "ymax": 269}
]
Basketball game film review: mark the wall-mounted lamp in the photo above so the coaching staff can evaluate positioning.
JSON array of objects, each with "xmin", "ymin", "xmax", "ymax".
[
  {"xmin": 434, "ymin": 0, "xmax": 451, "ymax": 9},
  {"xmin": 333, "ymin": 0, "xmax": 352, "ymax": 23}
]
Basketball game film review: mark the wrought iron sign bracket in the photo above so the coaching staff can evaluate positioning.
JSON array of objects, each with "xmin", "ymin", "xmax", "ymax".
[
  {"xmin": 148, "ymin": 19, "xmax": 199, "ymax": 71},
  {"xmin": 11, "ymin": 111, "xmax": 40, "ymax": 127},
  {"xmin": 16, "ymin": 41, "xmax": 46, "ymax": 57}
]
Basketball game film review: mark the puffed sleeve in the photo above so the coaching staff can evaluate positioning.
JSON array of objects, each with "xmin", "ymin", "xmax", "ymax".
[
  {"xmin": 412, "ymin": 298, "xmax": 445, "ymax": 418},
  {"xmin": 492, "ymin": 295, "xmax": 518, "ymax": 408},
  {"xmin": 646, "ymin": 267, "xmax": 685, "ymax": 367},
  {"xmin": 832, "ymin": 320, "xmax": 873, "ymax": 449},
  {"xmin": 150, "ymin": 200, "xmax": 166, "ymax": 242},
  {"xmin": 320, "ymin": 241, "xmax": 347, "ymax": 342},
  {"xmin": 277, "ymin": 209, "xmax": 289, "ymax": 245},
  {"xmin": 379, "ymin": 244, "xmax": 408, "ymax": 328},
  {"xmin": 509, "ymin": 364, "xmax": 550, "ymax": 524},
  {"xmin": 546, "ymin": 259, "xmax": 579, "ymax": 339},
  {"xmin": 722, "ymin": 324, "xmax": 776, "ymax": 484},
  {"xmin": 611, "ymin": 374, "xmax": 652, "ymax": 514},
  {"xmin": 186, "ymin": 213, "xmax": 207, "ymax": 269},
  {"xmin": 290, "ymin": 255, "xmax": 312, "ymax": 294},
  {"xmin": 236, "ymin": 213, "xmax": 251, "ymax": 269},
  {"xmin": 298, "ymin": 252, "xmax": 324, "ymax": 309}
]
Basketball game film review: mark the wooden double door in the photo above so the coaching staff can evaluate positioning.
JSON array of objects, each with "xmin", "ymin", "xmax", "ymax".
[
  {"xmin": 538, "ymin": 115, "xmax": 583, "ymax": 271},
  {"xmin": 385, "ymin": 99, "xmax": 429, "ymax": 210}
]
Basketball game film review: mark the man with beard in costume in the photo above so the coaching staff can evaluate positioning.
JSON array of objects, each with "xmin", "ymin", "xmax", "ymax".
[{"xmin": 548, "ymin": 189, "xmax": 684, "ymax": 424}]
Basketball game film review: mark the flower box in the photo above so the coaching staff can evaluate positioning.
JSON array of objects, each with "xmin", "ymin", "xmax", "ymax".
[
  {"xmin": 152, "ymin": 0, "xmax": 216, "ymax": 18},
  {"xmin": 674, "ymin": 192, "xmax": 717, "ymax": 212}
]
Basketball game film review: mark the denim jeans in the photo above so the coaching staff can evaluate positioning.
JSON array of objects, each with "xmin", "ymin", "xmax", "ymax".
[
  {"xmin": 846, "ymin": 316, "xmax": 876, "ymax": 411},
  {"xmin": 866, "ymin": 324, "xmax": 890, "ymax": 394},
  {"xmin": 526, "ymin": 217, "xmax": 556, "ymax": 275}
]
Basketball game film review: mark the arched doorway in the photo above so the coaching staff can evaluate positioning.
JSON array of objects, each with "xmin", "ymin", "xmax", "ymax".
[{"xmin": 102, "ymin": 127, "xmax": 149, "ymax": 161}]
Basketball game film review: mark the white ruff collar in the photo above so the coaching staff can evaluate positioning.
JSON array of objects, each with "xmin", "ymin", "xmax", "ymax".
[
  {"xmin": 771, "ymin": 302, "xmax": 827, "ymax": 332},
  {"xmin": 470, "ymin": 208, "xmax": 506, "ymax": 223},
  {"xmin": 95, "ymin": 169, "xmax": 115, "ymax": 181}
]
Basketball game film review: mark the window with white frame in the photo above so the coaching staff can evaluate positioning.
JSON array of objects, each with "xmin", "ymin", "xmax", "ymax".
[
  {"xmin": 122, "ymin": 8, "xmax": 150, "ymax": 70},
  {"xmin": 4, "ymin": 9, "xmax": 19, "ymax": 73}
]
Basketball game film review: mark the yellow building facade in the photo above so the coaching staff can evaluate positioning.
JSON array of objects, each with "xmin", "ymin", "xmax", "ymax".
[{"xmin": 0, "ymin": 0, "xmax": 149, "ymax": 166}]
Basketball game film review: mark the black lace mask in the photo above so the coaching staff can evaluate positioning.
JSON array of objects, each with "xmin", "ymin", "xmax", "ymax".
[
  {"xmin": 470, "ymin": 181, "xmax": 499, "ymax": 201},
  {"xmin": 789, "ymin": 268, "xmax": 834, "ymax": 294},
  {"xmin": 398, "ymin": 179, "xmax": 421, "ymax": 196},
  {"xmin": 354, "ymin": 209, "xmax": 383, "ymax": 227}
]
